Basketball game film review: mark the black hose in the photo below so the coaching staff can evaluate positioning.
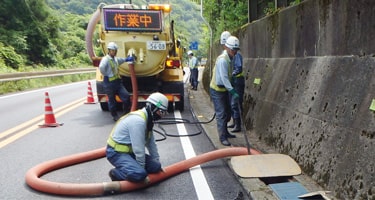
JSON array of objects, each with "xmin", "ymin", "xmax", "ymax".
[
  {"xmin": 152, "ymin": 88, "xmax": 216, "ymax": 140},
  {"xmin": 237, "ymin": 99, "xmax": 251, "ymax": 155},
  {"xmin": 153, "ymin": 112, "xmax": 215, "ymax": 139}
]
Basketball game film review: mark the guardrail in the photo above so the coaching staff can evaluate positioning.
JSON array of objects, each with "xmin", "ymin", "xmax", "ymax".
[{"xmin": 0, "ymin": 68, "xmax": 96, "ymax": 82}]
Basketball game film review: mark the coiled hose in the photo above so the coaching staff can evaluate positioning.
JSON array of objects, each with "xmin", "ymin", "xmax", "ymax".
[{"xmin": 25, "ymin": 147, "xmax": 260, "ymax": 196}]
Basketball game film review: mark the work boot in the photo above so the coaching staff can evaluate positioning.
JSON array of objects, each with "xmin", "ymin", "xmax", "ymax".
[
  {"xmin": 227, "ymin": 119, "xmax": 235, "ymax": 128},
  {"xmin": 219, "ymin": 132, "xmax": 231, "ymax": 146},
  {"xmin": 108, "ymin": 169, "xmax": 121, "ymax": 181},
  {"xmin": 111, "ymin": 111, "xmax": 119, "ymax": 121},
  {"xmin": 221, "ymin": 139, "xmax": 231, "ymax": 146},
  {"xmin": 225, "ymin": 130, "xmax": 236, "ymax": 138},
  {"xmin": 231, "ymin": 118, "xmax": 241, "ymax": 132}
]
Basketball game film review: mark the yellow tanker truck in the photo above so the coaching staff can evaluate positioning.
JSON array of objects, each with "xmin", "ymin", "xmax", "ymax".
[{"xmin": 85, "ymin": 3, "xmax": 184, "ymax": 111}]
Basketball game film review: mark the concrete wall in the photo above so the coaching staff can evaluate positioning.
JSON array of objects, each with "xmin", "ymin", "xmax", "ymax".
[{"xmin": 203, "ymin": 0, "xmax": 375, "ymax": 199}]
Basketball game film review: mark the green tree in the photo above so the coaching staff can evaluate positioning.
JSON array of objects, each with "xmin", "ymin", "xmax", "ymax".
[
  {"xmin": 202, "ymin": 0, "xmax": 248, "ymax": 43},
  {"xmin": 0, "ymin": 42, "xmax": 24, "ymax": 69},
  {"xmin": 0, "ymin": 0, "xmax": 60, "ymax": 66},
  {"xmin": 0, "ymin": 0, "xmax": 208, "ymax": 70}
]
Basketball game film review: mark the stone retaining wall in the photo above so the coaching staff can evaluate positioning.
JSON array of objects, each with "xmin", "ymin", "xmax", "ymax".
[{"xmin": 203, "ymin": 0, "xmax": 375, "ymax": 199}]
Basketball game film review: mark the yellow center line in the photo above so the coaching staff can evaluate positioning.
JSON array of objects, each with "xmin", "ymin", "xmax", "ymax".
[{"xmin": 0, "ymin": 97, "xmax": 86, "ymax": 149}]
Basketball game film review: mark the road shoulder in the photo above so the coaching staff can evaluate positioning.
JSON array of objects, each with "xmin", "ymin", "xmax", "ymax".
[{"xmin": 188, "ymin": 83, "xmax": 326, "ymax": 200}]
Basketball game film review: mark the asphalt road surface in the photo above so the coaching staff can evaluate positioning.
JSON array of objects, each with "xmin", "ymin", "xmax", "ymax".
[{"xmin": 0, "ymin": 80, "xmax": 249, "ymax": 200}]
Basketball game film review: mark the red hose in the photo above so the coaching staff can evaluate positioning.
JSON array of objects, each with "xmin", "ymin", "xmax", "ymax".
[
  {"xmin": 27, "ymin": 7, "xmax": 262, "ymax": 197},
  {"xmin": 85, "ymin": 9, "xmax": 100, "ymax": 61},
  {"xmin": 128, "ymin": 62, "xmax": 138, "ymax": 111},
  {"xmin": 25, "ymin": 147, "xmax": 260, "ymax": 196},
  {"xmin": 25, "ymin": 65, "xmax": 261, "ymax": 196}
]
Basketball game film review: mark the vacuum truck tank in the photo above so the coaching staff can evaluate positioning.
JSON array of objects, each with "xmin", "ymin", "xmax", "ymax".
[{"xmin": 86, "ymin": 3, "xmax": 185, "ymax": 111}]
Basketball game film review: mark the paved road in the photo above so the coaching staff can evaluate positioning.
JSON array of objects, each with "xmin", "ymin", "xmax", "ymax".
[
  {"xmin": 0, "ymin": 81, "xmax": 249, "ymax": 199},
  {"xmin": 0, "ymin": 67, "xmax": 326, "ymax": 199}
]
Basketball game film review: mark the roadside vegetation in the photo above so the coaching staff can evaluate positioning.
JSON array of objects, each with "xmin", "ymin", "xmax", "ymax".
[
  {"xmin": 0, "ymin": 0, "xmax": 206, "ymax": 94},
  {"xmin": 0, "ymin": 0, "xmax": 301, "ymax": 94}
]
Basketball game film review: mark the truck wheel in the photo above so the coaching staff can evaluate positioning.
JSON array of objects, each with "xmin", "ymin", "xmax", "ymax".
[
  {"xmin": 167, "ymin": 102, "xmax": 174, "ymax": 113},
  {"xmin": 100, "ymin": 102, "xmax": 109, "ymax": 111},
  {"xmin": 175, "ymin": 99, "xmax": 184, "ymax": 111}
]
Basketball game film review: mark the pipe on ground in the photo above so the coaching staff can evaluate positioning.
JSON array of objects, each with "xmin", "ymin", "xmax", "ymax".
[{"xmin": 25, "ymin": 147, "xmax": 260, "ymax": 196}]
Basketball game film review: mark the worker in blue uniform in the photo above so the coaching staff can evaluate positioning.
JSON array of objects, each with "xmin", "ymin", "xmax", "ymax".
[{"xmin": 106, "ymin": 92, "xmax": 168, "ymax": 183}]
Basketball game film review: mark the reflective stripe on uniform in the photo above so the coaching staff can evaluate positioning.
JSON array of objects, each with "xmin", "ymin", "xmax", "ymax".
[
  {"xmin": 107, "ymin": 137, "xmax": 133, "ymax": 153},
  {"xmin": 108, "ymin": 76, "xmax": 118, "ymax": 81},
  {"xmin": 234, "ymin": 72, "xmax": 243, "ymax": 78},
  {"xmin": 107, "ymin": 110, "xmax": 147, "ymax": 153},
  {"xmin": 108, "ymin": 56, "xmax": 120, "ymax": 81}
]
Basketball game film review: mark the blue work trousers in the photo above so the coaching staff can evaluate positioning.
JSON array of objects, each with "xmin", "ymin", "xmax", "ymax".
[
  {"xmin": 190, "ymin": 68, "xmax": 199, "ymax": 88},
  {"xmin": 209, "ymin": 88, "xmax": 231, "ymax": 141},
  {"xmin": 103, "ymin": 79, "xmax": 130, "ymax": 112},
  {"xmin": 106, "ymin": 146, "xmax": 162, "ymax": 182},
  {"xmin": 230, "ymin": 76, "xmax": 245, "ymax": 119}
]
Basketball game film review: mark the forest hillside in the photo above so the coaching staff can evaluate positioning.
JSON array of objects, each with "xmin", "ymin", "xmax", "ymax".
[{"xmin": 0, "ymin": 0, "xmax": 205, "ymax": 72}]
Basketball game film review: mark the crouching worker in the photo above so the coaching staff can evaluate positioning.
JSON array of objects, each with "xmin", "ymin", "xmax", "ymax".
[{"xmin": 106, "ymin": 92, "xmax": 168, "ymax": 183}]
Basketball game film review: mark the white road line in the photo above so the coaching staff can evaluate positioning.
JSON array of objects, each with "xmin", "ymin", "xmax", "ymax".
[
  {"xmin": 0, "ymin": 80, "xmax": 93, "ymax": 99},
  {"xmin": 174, "ymin": 111, "xmax": 214, "ymax": 200}
]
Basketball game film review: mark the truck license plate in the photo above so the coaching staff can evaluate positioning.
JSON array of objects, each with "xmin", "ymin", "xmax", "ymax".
[{"xmin": 147, "ymin": 41, "xmax": 166, "ymax": 50}]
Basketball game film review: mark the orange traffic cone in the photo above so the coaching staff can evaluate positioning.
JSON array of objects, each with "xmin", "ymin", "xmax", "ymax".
[
  {"xmin": 39, "ymin": 92, "xmax": 63, "ymax": 128},
  {"xmin": 84, "ymin": 81, "xmax": 96, "ymax": 104}
]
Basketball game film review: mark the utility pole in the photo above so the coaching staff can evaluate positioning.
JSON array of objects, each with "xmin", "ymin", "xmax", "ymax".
[
  {"xmin": 189, "ymin": 0, "xmax": 213, "ymax": 79},
  {"xmin": 249, "ymin": 0, "xmax": 258, "ymax": 23}
]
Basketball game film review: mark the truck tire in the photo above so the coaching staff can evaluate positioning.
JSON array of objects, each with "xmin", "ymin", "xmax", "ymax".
[
  {"xmin": 175, "ymin": 98, "xmax": 184, "ymax": 111},
  {"xmin": 100, "ymin": 102, "xmax": 109, "ymax": 111}
]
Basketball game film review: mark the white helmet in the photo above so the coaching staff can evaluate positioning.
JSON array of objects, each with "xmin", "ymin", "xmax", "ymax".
[
  {"xmin": 225, "ymin": 36, "xmax": 240, "ymax": 50},
  {"xmin": 146, "ymin": 92, "xmax": 168, "ymax": 111},
  {"xmin": 107, "ymin": 42, "xmax": 118, "ymax": 50},
  {"xmin": 187, "ymin": 50, "xmax": 193, "ymax": 55},
  {"xmin": 220, "ymin": 31, "xmax": 231, "ymax": 45}
]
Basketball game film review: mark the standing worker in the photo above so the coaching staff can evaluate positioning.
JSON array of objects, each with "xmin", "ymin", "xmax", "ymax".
[
  {"xmin": 220, "ymin": 31, "xmax": 237, "ymax": 130},
  {"xmin": 210, "ymin": 36, "xmax": 240, "ymax": 146},
  {"xmin": 228, "ymin": 47, "xmax": 245, "ymax": 132},
  {"xmin": 106, "ymin": 92, "xmax": 168, "ymax": 183},
  {"xmin": 188, "ymin": 50, "xmax": 199, "ymax": 90},
  {"xmin": 99, "ymin": 42, "xmax": 131, "ymax": 121},
  {"xmin": 220, "ymin": 31, "xmax": 239, "ymax": 130}
]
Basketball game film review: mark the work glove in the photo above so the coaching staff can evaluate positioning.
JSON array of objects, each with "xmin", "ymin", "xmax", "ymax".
[
  {"xmin": 229, "ymin": 89, "xmax": 239, "ymax": 100},
  {"xmin": 125, "ymin": 56, "xmax": 135, "ymax": 64}
]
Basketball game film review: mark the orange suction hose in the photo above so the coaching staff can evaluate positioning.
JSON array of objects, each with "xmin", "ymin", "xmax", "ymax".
[
  {"xmin": 25, "ymin": 60, "xmax": 262, "ymax": 196},
  {"xmin": 85, "ymin": 9, "xmax": 100, "ymax": 61},
  {"xmin": 27, "ymin": 27, "xmax": 262, "ymax": 196},
  {"xmin": 25, "ymin": 147, "xmax": 260, "ymax": 196},
  {"xmin": 128, "ymin": 62, "xmax": 138, "ymax": 112}
]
